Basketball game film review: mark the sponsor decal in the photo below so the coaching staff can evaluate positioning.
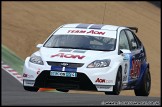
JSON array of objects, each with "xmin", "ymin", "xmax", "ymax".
[
  {"xmin": 130, "ymin": 59, "xmax": 141, "ymax": 79},
  {"xmin": 37, "ymin": 68, "xmax": 41, "ymax": 74},
  {"xmin": 67, "ymin": 30, "xmax": 105, "ymax": 35},
  {"xmin": 123, "ymin": 64, "xmax": 128, "ymax": 81},
  {"xmin": 95, "ymin": 78, "xmax": 113, "ymax": 83},
  {"xmin": 23, "ymin": 73, "xmax": 27, "ymax": 77},
  {"xmin": 51, "ymin": 53, "xmax": 85, "ymax": 59},
  {"xmin": 124, "ymin": 64, "xmax": 127, "ymax": 74},
  {"xmin": 23, "ymin": 73, "xmax": 34, "ymax": 78},
  {"xmin": 37, "ymin": 71, "xmax": 40, "ymax": 74}
]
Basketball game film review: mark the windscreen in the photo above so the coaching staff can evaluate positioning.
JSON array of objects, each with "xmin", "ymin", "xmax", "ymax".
[{"xmin": 44, "ymin": 34, "xmax": 116, "ymax": 51}]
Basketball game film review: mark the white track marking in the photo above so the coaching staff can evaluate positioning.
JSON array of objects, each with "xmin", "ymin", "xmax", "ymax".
[{"xmin": 1, "ymin": 62, "xmax": 23, "ymax": 84}]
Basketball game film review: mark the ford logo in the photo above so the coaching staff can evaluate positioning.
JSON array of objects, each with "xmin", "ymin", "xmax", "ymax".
[{"xmin": 61, "ymin": 62, "xmax": 68, "ymax": 66}]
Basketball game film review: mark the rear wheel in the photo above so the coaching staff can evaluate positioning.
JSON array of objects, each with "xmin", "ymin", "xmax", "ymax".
[
  {"xmin": 134, "ymin": 68, "xmax": 151, "ymax": 96},
  {"xmin": 56, "ymin": 89, "xmax": 69, "ymax": 92},
  {"xmin": 105, "ymin": 68, "xmax": 122, "ymax": 95}
]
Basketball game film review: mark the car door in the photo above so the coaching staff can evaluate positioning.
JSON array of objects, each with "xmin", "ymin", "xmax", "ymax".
[
  {"xmin": 125, "ymin": 30, "xmax": 143, "ymax": 83},
  {"xmin": 118, "ymin": 30, "xmax": 131, "ymax": 84}
]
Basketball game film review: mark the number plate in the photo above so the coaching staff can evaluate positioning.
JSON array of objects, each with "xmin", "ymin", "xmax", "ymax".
[{"xmin": 50, "ymin": 71, "xmax": 77, "ymax": 77}]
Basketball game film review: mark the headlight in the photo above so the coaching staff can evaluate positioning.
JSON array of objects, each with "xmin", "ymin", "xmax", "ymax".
[
  {"xmin": 87, "ymin": 59, "xmax": 111, "ymax": 68},
  {"xmin": 29, "ymin": 54, "xmax": 44, "ymax": 65}
]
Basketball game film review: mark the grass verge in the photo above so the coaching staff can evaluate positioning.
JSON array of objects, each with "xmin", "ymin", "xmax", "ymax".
[{"xmin": 2, "ymin": 45, "xmax": 24, "ymax": 74}]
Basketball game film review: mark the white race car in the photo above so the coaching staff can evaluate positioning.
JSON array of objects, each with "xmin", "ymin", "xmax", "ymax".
[{"xmin": 23, "ymin": 23, "xmax": 151, "ymax": 96}]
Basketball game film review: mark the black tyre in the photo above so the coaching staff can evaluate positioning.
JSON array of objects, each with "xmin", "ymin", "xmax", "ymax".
[
  {"xmin": 56, "ymin": 89, "xmax": 69, "ymax": 92},
  {"xmin": 134, "ymin": 68, "xmax": 151, "ymax": 96},
  {"xmin": 105, "ymin": 68, "xmax": 122, "ymax": 95},
  {"xmin": 23, "ymin": 86, "xmax": 39, "ymax": 92}
]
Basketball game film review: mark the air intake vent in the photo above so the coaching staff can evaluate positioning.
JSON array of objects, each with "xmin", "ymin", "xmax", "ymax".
[{"xmin": 47, "ymin": 62, "xmax": 84, "ymax": 68}]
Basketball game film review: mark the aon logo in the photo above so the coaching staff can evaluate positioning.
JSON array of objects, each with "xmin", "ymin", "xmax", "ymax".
[{"xmin": 51, "ymin": 53, "xmax": 85, "ymax": 59}]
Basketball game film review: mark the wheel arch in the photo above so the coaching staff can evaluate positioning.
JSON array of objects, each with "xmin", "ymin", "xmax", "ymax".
[
  {"xmin": 135, "ymin": 62, "xmax": 150, "ymax": 88},
  {"xmin": 116, "ymin": 65, "xmax": 122, "ymax": 81}
]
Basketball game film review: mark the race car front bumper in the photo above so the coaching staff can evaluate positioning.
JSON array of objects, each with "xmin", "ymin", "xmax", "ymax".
[
  {"xmin": 33, "ymin": 70, "xmax": 105, "ymax": 91},
  {"xmin": 23, "ymin": 70, "xmax": 113, "ymax": 92}
]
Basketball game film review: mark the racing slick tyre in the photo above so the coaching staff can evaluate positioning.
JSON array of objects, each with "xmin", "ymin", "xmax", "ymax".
[
  {"xmin": 105, "ymin": 68, "xmax": 122, "ymax": 95},
  {"xmin": 134, "ymin": 68, "xmax": 151, "ymax": 96},
  {"xmin": 56, "ymin": 89, "xmax": 69, "ymax": 92},
  {"xmin": 23, "ymin": 86, "xmax": 39, "ymax": 92}
]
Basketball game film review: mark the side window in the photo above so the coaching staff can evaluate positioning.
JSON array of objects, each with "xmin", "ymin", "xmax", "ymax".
[
  {"xmin": 134, "ymin": 34, "xmax": 142, "ymax": 48},
  {"xmin": 119, "ymin": 30, "xmax": 130, "ymax": 50},
  {"xmin": 125, "ymin": 30, "xmax": 138, "ymax": 50}
]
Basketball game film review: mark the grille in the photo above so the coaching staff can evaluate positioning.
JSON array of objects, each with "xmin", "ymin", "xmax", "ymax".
[{"xmin": 47, "ymin": 62, "xmax": 84, "ymax": 67}]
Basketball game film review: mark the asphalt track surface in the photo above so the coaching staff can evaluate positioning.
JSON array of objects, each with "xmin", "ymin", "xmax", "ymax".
[{"xmin": 1, "ymin": 69, "xmax": 161, "ymax": 106}]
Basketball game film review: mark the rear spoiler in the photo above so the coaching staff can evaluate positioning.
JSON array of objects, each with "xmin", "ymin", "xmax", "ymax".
[{"xmin": 127, "ymin": 27, "xmax": 138, "ymax": 33}]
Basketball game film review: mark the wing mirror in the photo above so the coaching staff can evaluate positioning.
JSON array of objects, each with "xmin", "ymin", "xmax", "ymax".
[
  {"xmin": 36, "ymin": 44, "xmax": 43, "ymax": 48},
  {"xmin": 119, "ymin": 49, "xmax": 131, "ymax": 55}
]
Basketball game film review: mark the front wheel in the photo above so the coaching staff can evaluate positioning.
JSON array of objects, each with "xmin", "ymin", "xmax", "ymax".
[
  {"xmin": 134, "ymin": 68, "xmax": 151, "ymax": 96},
  {"xmin": 105, "ymin": 68, "xmax": 122, "ymax": 95}
]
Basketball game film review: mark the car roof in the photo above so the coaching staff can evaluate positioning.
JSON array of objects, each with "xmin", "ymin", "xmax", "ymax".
[
  {"xmin": 60, "ymin": 23, "xmax": 138, "ymax": 33},
  {"xmin": 61, "ymin": 23, "xmax": 121, "ymax": 31}
]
